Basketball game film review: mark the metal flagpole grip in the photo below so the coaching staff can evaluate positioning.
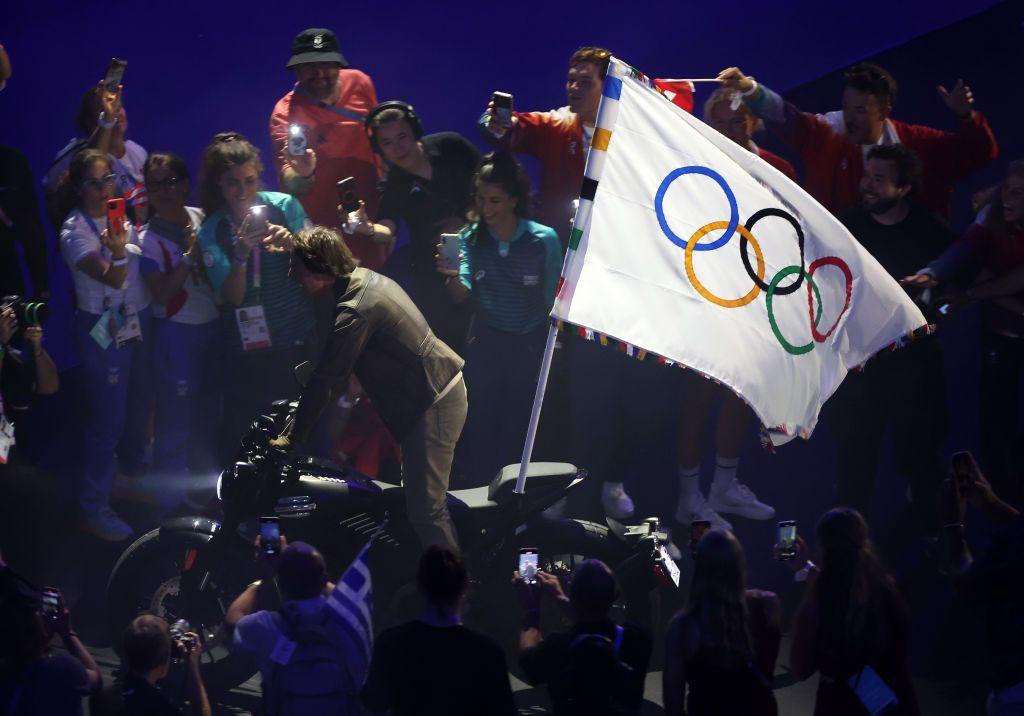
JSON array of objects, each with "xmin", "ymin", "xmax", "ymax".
[{"xmin": 514, "ymin": 321, "xmax": 560, "ymax": 496}]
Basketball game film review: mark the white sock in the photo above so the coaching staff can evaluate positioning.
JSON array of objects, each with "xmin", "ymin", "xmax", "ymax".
[
  {"xmin": 676, "ymin": 465, "xmax": 701, "ymax": 520},
  {"xmin": 711, "ymin": 455, "xmax": 740, "ymax": 492}
]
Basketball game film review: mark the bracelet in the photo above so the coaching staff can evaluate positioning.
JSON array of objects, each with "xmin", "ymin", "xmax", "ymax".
[
  {"xmin": 97, "ymin": 111, "xmax": 117, "ymax": 129},
  {"xmin": 740, "ymin": 78, "xmax": 759, "ymax": 98},
  {"xmin": 110, "ymin": 256, "xmax": 128, "ymax": 267}
]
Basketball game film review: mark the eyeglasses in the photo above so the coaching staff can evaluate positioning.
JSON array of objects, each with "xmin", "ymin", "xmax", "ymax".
[
  {"xmin": 146, "ymin": 176, "xmax": 181, "ymax": 192},
  {"xmin": 80, "ymin": 173, "xmax": 117, "ymax": 191}
]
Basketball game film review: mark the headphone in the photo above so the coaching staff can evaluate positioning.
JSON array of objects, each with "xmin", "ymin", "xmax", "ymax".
[{"xmin": 364, "ymin": 100, "xmax": 424, "ymax": 154}]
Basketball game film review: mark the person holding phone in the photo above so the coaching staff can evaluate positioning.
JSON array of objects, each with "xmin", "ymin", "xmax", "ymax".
[
  {"xmin": 269, "ymin": 28, "xmax": 385, "ymax": 270},
  {"xmin": 786, "ymin": 508, "xmax": 919, "ymax": 715},
  {"xmin": 45, "ymin": 79, "xmax": 149, "ymax": 228},
  {"xmin": 139, "ymin": 152, "xmax": 220, "ymax": 488},
  {"xmin": 56, "ymin": 149, "xmax": 151, "ymax": 541},
  {"xmin": 435, "ymin": 152, "xmax": 561, "ymax": 484},
  {"xmin": 663, "ymin": 530, "xmax": 780, "ymax": 716},
  {"xmin": 355, "ymin": 101, "xmax": 481, "ymax": 353},
  {"xmin": 195, "ymin": 133, "xmax": 315, "ymax": 462}
]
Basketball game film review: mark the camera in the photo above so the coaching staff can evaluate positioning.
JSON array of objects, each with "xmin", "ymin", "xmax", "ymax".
[
  {"xmin": 1, "ymin": 296, "xmax": 48, "ymax": 341},
  {"xmin": 169, "ymin": 618, "xmax": 197, "ymax": 655}
]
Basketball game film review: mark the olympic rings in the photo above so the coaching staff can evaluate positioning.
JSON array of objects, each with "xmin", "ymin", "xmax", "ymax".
[
  {"xmin": 685, "ymin": 221, "xmax": 765, "ymax": 308},
  {"xmin": 654, "ymin": 164, "xmax": 856, "ymax": 355},
  {"xmin": 655, "ymin": 166, "xmax": 738, "ymax": 251},
  {"xmin": 766, "ymin": 266, "xmax": 823, "ymax": 355},
  {"xmin": 741, "ymin": 208, "xmax": 805, "ymax": 296}
]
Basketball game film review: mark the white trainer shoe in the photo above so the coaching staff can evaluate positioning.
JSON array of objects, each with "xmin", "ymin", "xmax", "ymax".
[
  {"xmin": 676, "ymin": 492, "xmax": 733, "ymax": 532},
  {"xmin": 601, "ymin": 481, "xmax": 635, "ymax": 520},
  {"xmin": 81, "ymin": 507, "xmax": 134, "ymax": 541},
  {"xmin": 708, "ymin": 480, "xmax": 776, "ymax": 520}
]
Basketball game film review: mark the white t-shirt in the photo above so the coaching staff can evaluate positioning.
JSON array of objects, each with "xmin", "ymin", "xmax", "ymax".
[
  {"xmin": 45, "ymin": 138, "xmax": 148, "ymax": 200},
  {"xmin": 60, "ymin": 209, "xmax": 151, "ymax": 315},
  {"xmin": 139, "ymin": 207, "xmax": 219, "ymax": 324}
]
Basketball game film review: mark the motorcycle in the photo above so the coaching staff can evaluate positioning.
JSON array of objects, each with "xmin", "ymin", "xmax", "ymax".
[{"xmin": 106, "ymin": 397, "xmax": 679, "ymax": 693}]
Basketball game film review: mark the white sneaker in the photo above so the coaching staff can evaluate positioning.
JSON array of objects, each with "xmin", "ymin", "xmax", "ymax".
[
  {"xmin": 676, "ymin": 491, "xmax": 733, "ymax": 532},
  {"xmin": 81, "ymin": 507, "xmax": 134, "ymax": 541},
  {"xmin": 601, "ymin": 482, "xmax": 635, "ymax": 520},
  {"xmin": 708, "ymin": 480, "xmax": 776, "ymax": 520}
]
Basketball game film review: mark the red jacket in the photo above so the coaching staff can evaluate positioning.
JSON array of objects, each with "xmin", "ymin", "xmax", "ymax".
[
  {"xmin": 481, "ymin": 107, "xmax": 584, "ymax": 246},
  {"xmin": 766, "ymin": 97, "xmax": 997, "ymax": 218}
]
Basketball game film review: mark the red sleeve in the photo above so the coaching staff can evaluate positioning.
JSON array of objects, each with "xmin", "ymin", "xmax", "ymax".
[
  {"xmin": 897, "ymin": 113, "xmax": 998, "ymax": 183},
  {"xmin": 772, "ymin": 101, "xmax": 840, "ymax": 164},
  {"xmin": 269, "ymin": 95, "xmax": 292, "ymax": 182},
  {"xmin": 507, "ymin": 111, "xmax": 555, "ymax": 159}
]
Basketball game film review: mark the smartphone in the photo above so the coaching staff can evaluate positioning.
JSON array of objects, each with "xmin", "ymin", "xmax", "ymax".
[
  {"xmin": 287, "ymin": 124, "xmax": 308, "ymax": 156},
  {"xmin": 41, "ymin": 587, "xmax": 63, "ymax": 619},
  {"xmin": 492, "ymin": 91, "xmax": 513, "ymax": 129},
  {"xmin": 247, "ymin": 205, "xmax": 269, "ymax": 235},
  {"xmin": 777, "ymin": 520, "xmax": 798, "ymax": 561},
  {"xmin": 336, "ymin": 177, "xmax": 360, "ymax": 214},
  {"xmin": 259, "ymin": 516, "xmax": 280, "ymax": 556},
  {"xmin": 103, "ymin": 58, "xmax": 127, "ymax": 92},
  {"xmin": 951, "ymin": 451, "xmax": 974, "ymax": 491},
  {"xmin": 106, "ymin": 198, "xmax": 126, "ymax": 231},
  {"xmin": 689, "ymin": 520, "xmax": 711, "ymax": 558},
  {"xmin": 518, "ymin": 548, "xmax": 538, "ymax": 584},
  {"xmin": 439, "ymin": 233, "xmax": 461, "ymax": 270}
]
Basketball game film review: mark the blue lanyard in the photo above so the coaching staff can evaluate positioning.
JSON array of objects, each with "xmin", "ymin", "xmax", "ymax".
[{"xmin": 294, "ymin": 83, "xmax": 367, "ymax": 122}]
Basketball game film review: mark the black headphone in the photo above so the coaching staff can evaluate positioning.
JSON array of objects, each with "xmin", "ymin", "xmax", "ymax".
[{"xmin": 364, "ymin": 100, "xmax": 424, "ymax": 154}]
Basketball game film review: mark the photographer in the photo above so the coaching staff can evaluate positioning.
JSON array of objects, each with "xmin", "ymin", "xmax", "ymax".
[
  {"xmin": 936, "ymin": 453, "xmax": 1023, "ymax": 713},
  {"xmin": 0, "ymin": 552, "xmax": 101, "ymax": 715},
  {"xmin": 0, "ymin": 305, "xmax": 59, "ymax": 466},
  {"xmin": 516, "ymin": 559, "xmax": 652, "ymax": 715},
  {"xmin": 92, "ymin": 614, "xmax": 210, "ymax": 716}
]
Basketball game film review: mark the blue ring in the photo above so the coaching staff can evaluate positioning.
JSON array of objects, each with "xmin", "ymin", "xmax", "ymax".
[{"xmin": 654, "ymin": 166, "xmax": 738, "ymax": 251}]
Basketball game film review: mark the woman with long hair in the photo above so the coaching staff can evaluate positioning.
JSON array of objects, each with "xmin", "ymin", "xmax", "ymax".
[
  {"xmin": 663, "ymin": 529, "xmax": 779, "ymax": 715},
  {"xmin": 195, "ymin": 133, "xmax": 315, "ymax": 461},
  {"xmin": 57, "ymin": 149, "xmax": 152, "ymax": 541},
  {"xmin": 435, "ymin": 151, "xmax": 561, "ymax": 484},
  {"xmin": 905, "ymin": 160, "xmax": 1024, "ymax": 502},
  {"xmin": 139, "ymin": 151, "xmax": 220, "ymax": 488},
  {"xmin": 790, "ymin": 508, "xmax": 918, "ymax": 715}
]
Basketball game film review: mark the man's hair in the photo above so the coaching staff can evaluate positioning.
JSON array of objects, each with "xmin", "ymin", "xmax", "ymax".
[
  {"xmin": 292, "ymin": 226, "xmax": 357, "ymax": 277},
  {"xmin": 143, "ymin": 151, "xmax": 190, "ymax": 184},
  {"xmin": 367, "ymin": 106, "xmax": 411, "ymax": 134},
  {"xmin": 197, "ymin": 132, "xmax": 263, "ymax": 217},
  {"xmin": 569, "ymin": 559, "xmax": 618, "ymax": 617},
  {"xmin": 416, "ymin": 546, "xmax": 467, "ymax": 607},
  {"xmin": 844, "ymin": 63, "xmax": 898, "ymax": 108},
  {"xmin": 277, "ymin": 542, "xmax": 328, "ymax": 601},
  {"xmin": 569, "ymin": 47, "xmax": 612, "ymax": 78},
  {"xmin": 866, "ymin": 144, "xmax": 922, "ymax": 196},
  {"xmin": 122, "ymin": 615, "xmax": 172, "ymax": 675},
  {"xmin": 702, "ymin": 87, "xmax": 763, "ymax": 133}
]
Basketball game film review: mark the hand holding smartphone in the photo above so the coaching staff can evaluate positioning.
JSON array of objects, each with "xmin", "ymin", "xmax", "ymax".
[
  {"xmin": 287, "ymin": 124, "xmax": 308, "ymax": 156},
  {"xmin": 438, "ymin": 233, "xmax": 461, "ymax": 271},
  {"xmin": 776, "ymin": 520, "xmax": 798, "ymax": 561},
  {"xmin": 492, "ymin": 91, "xmax": 513, "ymax": 129},
  {"xmin": 246, "ymin": 205, "xmax": 269, "ymax": 237},
  {"xmin": 518, "ymin": 548, "xmax": 538, "ymax": 584},
  {"xmin": 103, "ymin": 58, "xmax": 127, "ymax": 93},
  {"xmin": 951, "ymin": 451, "xmax": 976, "ymax": 492},
  {"xmin": 41, "ymin": 587, "xmax": 64, "ymax": 620}
]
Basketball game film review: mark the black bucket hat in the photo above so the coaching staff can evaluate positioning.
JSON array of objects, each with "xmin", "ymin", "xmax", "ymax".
[{"xmin": 286, "ymin": 28, "xmax": 348, "ymax": 69}]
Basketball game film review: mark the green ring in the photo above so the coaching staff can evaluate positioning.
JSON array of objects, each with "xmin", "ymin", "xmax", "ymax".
[{"xmin": 766, "ymin": 265, "xmax": 822, "ymax": 355}]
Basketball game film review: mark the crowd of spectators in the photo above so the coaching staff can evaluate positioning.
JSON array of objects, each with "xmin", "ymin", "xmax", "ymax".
[{"xmin": 0, "ymin": 15, "xmax": 1021, "ymax": 716}]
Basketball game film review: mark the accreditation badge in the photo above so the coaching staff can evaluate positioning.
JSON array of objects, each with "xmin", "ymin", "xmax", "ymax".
[{"xmin": 235, "ymin": 305, "xmax": 272, "ymax": 351}]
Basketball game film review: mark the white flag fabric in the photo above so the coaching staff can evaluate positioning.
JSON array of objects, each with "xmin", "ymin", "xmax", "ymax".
[{"xmin": 553, "ymin": 58, "xmax": 927, "ymax": 445}]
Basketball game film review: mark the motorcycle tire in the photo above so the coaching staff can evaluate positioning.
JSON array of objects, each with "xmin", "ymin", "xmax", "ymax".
[{"xmin": 106, "ymin": 528, "xmax": 259, "ymax": 697}]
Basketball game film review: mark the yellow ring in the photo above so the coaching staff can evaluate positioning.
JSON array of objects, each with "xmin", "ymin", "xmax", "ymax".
[{"xmin": 684, "ymin": 221, "xmax": 765, "ymax": 308}]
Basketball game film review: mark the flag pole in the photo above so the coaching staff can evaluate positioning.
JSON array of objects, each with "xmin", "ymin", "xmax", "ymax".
[{"xmin": 513, "ymin": 321, "xmax": 559, "ymax": 496}]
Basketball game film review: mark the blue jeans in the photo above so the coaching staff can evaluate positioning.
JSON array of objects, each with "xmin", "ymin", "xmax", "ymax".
[
  {"xmin": 74, "ymin": 307, "xmax": 151, "ymax": 515},
  {"xmin": 152, "ymin": 318, "xmax": 220, "ymax": 476}
]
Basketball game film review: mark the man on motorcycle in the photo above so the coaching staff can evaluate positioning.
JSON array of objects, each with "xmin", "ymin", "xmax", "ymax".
[{"xmin": 270, "ymin": 226, "xmax": 466, "ymax": 551}]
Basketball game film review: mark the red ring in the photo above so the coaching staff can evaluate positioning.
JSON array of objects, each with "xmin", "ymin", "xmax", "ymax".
[{"xmin": 806, "ymin": 256, "xmax": 852, "ymax": 343}]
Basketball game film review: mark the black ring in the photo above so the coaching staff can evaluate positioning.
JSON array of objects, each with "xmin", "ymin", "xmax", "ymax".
[{"xmin": 740, "ymin": 208, "xmax": 805, "ymax": 296}]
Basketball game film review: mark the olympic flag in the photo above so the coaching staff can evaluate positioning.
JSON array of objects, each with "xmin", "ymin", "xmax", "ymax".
[{"xmin": 552, "ymin": 58, "xmax": 927, "ymax": 445}]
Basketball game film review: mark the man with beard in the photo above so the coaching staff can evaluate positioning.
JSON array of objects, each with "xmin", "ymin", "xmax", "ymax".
[
  {"xmin": 270, "ymin": 28, "xmax": 385, "ymax": 270},
  {"xmin": 828, "ymin": 144, "xmax": 953, "ymax": 532},
  {"xmin": 718, "ymin": 63, "xmax": 997, "ymax": 219}
]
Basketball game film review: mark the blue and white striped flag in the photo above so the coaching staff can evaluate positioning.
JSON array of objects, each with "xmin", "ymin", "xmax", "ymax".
[{"xmin": 325, "ymin": 536, "xmax": 376, "ymax": 684}]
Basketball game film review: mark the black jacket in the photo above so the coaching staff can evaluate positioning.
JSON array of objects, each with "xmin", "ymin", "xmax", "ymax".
[{"xmin": 290, "ymin": 268, "xmax": 464, "ymax": 444}]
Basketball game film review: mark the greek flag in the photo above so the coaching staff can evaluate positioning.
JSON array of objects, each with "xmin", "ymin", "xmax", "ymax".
[
  {"xmin": 553, "ymin": 57, "xmax": 926, "ymax": 445},
  {"xmin": 326, "ymin": 538, "xmax": 375, "ymax": 682}
]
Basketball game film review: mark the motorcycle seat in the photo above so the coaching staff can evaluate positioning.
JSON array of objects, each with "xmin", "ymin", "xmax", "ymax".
[{"xmin": 487, "ymin": 462, "xmax": 579, "ymax": 503}]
